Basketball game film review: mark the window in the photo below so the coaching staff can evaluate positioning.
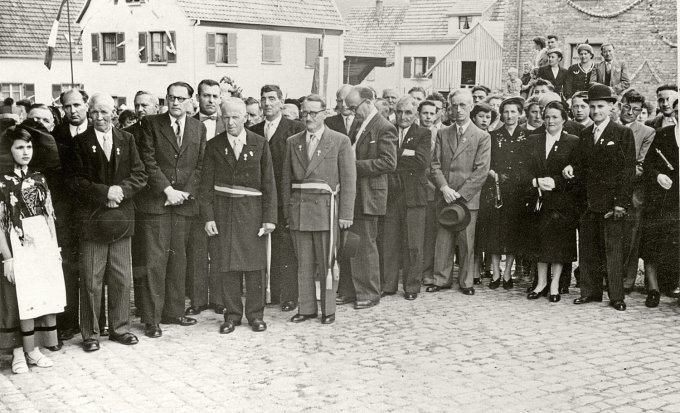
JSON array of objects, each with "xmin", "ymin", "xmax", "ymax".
[
  {"xmin": 138, "ymin": 31, "xmax": 176, "ymax": 63},
  {"xmin": 1, "ymin": 83, "xmax": 35, "ymax": 102},
  {"xmin": 305, "ymin": 38, "xmax": 320, "ymax": 68},
  {"xmin": 102, "ymin": 33, "xmax": 117, "ymax": 61},
  {"xmin": 262, "ymin": 34, "xmax": 281, "ymax": 63},
  {"xmin": 404, "ymin": 56, "xmax": 436, "ymax": 78},
  {"xmin": 461, "ymin": 61, "xmax": 477, "ymax": 86},
  {"xmin": 51, "ymin": 84, "xmax": 86, "ymax": 101},
  {"xmin": 91, "ymin": 32, "xmax": 125, "ymax": 63},
  {"xmin": 206, "ymin": 33, "xmax": 237, "ymax": 64},
  {"xmin": 459, "ymin": 16, "xmax": 471, "ymax": 30}
]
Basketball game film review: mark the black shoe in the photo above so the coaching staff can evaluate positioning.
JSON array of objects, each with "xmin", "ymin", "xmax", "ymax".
[
  {"xmin": 281, "ymin": 300, "xmax": 297, "ymax": 312},
  {"xmin": 144, "ymin": 324, "xmax": 162, "ymax": 338},
  {"xmin": 573, "ymin": 296, "xmax": 603, "ymax": 304},
  {"xmin": 58, "ymin": 327, "xmax": 77, "ymax": 342},
  {"xmin": 219, "ymin": 319, "xmax": 240, "ymax": 334},
  {"xmin": 645, "ymin": 290, "xmax": 660, "ymax": 308},
  {"xmin": 46, "ymin": 342, "xmax": 63, "ymax": 352},
  {"xmin": 488, "ymin": 278, "xmax": 501, "ymax": 289},
  {"xmin": 527, "ymin": 287, "xmax": 548, "ymax": 299},
  {"xmin": 381, "ymin": 291, "xmax": 396, "ymax": 298},
  {"xmin": 214, "ymin": 305, "xmax": 226, "ymax": 314},
  {"xmin": 160, "ymin": 316, "xmax": 197, "ymax": 326},
  {"xmin": 549, "ymin": 294, "xmax": 561, "ymax": 303},
  {"xmin": 290, "ymin": 313, "xmax": 318, "ymax": 323},
  {"xmin": 558, "ymin": 287, "xmax": 570, "ymax": 295},
  {"xmin": 404, "ymin": 292, "xmax": 417, "ymax": 300},
  {"xmin": 321, "ymin": 314, "xmax": 335, "ymax": 324},
  {"xmin": 502, "ymin": 278, "xmax": 514, "ymax": 290},
  {"xmin": 426, "ymin": 285, "xmax": 450, "ymax": 293},
  {"xmin": 354, "ymin": 299, "xmax": 379, "ymax": 309},
  {"xmin": 610, "ymin": 300, "xmax": 626, "ymax": 311},
  {"xmin": 100, "ymin": 327, "xmax": 109, "ymax": 337},
  {"xmin": 83, "ymin": 339, "xmax": 100, "ymax": 352},
  {"xmin": 249, "ymin": 319, "xmax": 267, "ymax": 332},
  {"xmin": 460, "ymin": 287, "xmax": 475, "ymax": 296},
  {"xmin": 670, "ymin": 287, "xmax": 680, "ymax": 298},
  {"xmin": 185, "ymin": 305, "xmax": 208, "ymax": 316},
  {"xmin": 336, "ymin": 295, "xmax": 354, "ymax": 305},
  {"xmin": 473, "ymin": 278, "xmax": 481, "ymax": 285},
  {"xmin": 109, "ymin": 332, "xmax": 139, "ymax": 345}
]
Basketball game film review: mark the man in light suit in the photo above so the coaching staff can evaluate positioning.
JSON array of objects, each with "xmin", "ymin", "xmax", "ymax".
[
  {"xmin": 337, "ymin": 86, "xmax": 397, "ymax": 309},
  {"xmin": 429, "ymin": 89, "xmax": 491, "ymax": 295},
  {"xmin": 282, "ymin": 94, "xmax": 356, "ymax": 324},
  {"xmin": 381, "ymin": 96, "xmax": 431, "ymax": 300},
  {"xmin": 325, "ymin": 85, "xmax": 360, "ymax": 142},
  {"xmin": 137, "ymin": 81, "xmax": 207, "ymax": 338},
  {"xmin": 66, "ymin": 92, "xmax": 147, "ymax": 352},
  {"xmin": 185, "ymin": 79, "xmax": 227, "ymax": 316},
  {"xmin": 591, "ymin": 43, "xmax": 630, "ymax": 95}
]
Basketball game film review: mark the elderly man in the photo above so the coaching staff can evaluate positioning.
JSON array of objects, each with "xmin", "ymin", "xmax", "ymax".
[
  {"xmin": 282, "ymin": 103, "xmax": 300, "ymax": 120},
  {"xmin": 200, "ymin": 98, "xmax": 277, "ymax": 334},
  {"xmin": 408, "ymin": 87, "xmax": 427, "ymax": 105},
  {"xmin": 428, "ymin": 89, "xmax": 491, "ymax": 295},
  {"xmin": 336, "ymin": 86, "xmax": 397, "ymax": 309},
  {"xmin": 381, "ymin": 96, "xmax": 431, "ymax": 300},
  {"xmin": 591, "ymin": 43, "xmax": 630, "ymax": 95},
  {"xmin": 326, "ymin": 84, "xmax": 359, "ymax": 140},
  {"xmin": 382, "ymin": 88, "xmax": 400, "ymax": 123},
  {"xmin": 65, "ymin": 92, "xmax": 147, "ymax": 352},
  {"xmin": 645, "ymin": 84, "xmax": 678, "ymax": 130},
  {"xmin": 282, "ymin": 94, "xmax": 356, "ymax": 324},
  {"xmin": 137, "ymin": 81, "xmax": 207, "ymax": 338},
  {"xmin": 245, "ymin": 97, "xmax": 263, "ymax": 129}
]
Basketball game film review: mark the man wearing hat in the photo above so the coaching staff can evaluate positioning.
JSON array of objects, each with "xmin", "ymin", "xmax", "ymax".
[
  {"xmin": 564, "ymin": 84, "xmax": 636, "ymax": 311},
  {"xmin": 429, "ymin": 89, "xmax": 491, "ymax": 295},
  {"xmin": 65, "ymin": 92, "xmax": 147, "ymax": 351},
  {"xmin": 591, "ymin": 43, "xmax": 630, "ymax": 95},
  {"xmin": 281, "ymin": 94, "xmax": 356, "ymax": 324},
  {"xmin": 537, "ymin": 48, "xmax": 567, "ymax": 96}
]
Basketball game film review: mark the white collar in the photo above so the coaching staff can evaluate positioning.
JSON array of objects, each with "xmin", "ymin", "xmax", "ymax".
[
  {"xmin": 169, "ymin": 113, "xmax": 186, "ymax": 125},
  {"xmin": 228, "ymin": 128, "xmax": 247, "ymax": 145},
  {"xmin": 69, "ymin": 121, "xmax": 88, "ymax": 135},
  {"xmin": 94, "ymin": 127, "xmax": 113, "ymax": 140},
  {"xmin": 594, "ymin": 117, "xmax": 610, "ymax": 132},
  {"xmin": 546, "ymin": 128, "xmax": 562, "ymax": 140},
  {"xmin": 455, "ymin": 120, "xmax": 471, "ymax": 134},
  {"xmin": 265, "ymin": 114, "xmax": 283, "ymax": 128},
  {"xmin": 307, "ymin": 126, "xmax": 325, "ymax": 140},
  {"xmin": 399, "ymin": 125, "xmax": 412, "ymax": 136}
]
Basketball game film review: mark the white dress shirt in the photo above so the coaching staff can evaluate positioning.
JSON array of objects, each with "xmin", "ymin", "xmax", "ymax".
[
  {"xmin": 200, "ymin": 113, "xmax": 217, "ymax": 140},
  {"xmin": 94, "ymin": 128, "xmax": 113, "ymax": 160},
  {"xmin": 593, "ymin": 117, "xmax": 610, "ymax": 144},
  {"xmin": 545, "ymin": 129, "xmax": 561, "ymax": 159},
  {"xmin": 264, "ymin": 114, "xmax": 283, "ymax": 141},
  {"xmin": 306, "ymin": 126, "xmax": 324, "ymax": 159},
  {"xmin": 397, "ymin": 125, "xmax": 411, "ymax": 147},
  {"xmin": 228, "ymin": 128, "xmax": 247, "ymax": 159},
  {"xmin": 69, "ymin": 121, "xmax": 88, "ymax": 137},
  {"xmin": 170, "ymin": 113, "xmax": 186, "ymax": 142}
]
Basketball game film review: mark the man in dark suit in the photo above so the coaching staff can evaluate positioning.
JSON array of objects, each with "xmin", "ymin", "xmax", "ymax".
[
  {"xmin": 325, "ymin": 84, "xmax": 360, "ymax": 141},
  {"xmin": 65, "ymin": 92, "xmax": 147, "ymax": 352},
  {"xmin": 185, "ymin": 79, "xmax": 226, "ymax": 316},
  {"xmin": 418, "ymin": 100, "xmax": 440, "ymax": 286},
  {"xmin": 137, "ymin": 81, "xmax": 207, "ymax": 338},
  {"xmin": 565, "ymin": 85, "xmax": 636, "ymax": 311},
  {"xmin": 380, "ymin": 96, "xmax": 431, "ymax": 300},
  {"xmin": 336, "ymin": 86, "xmax": 397, "ymax": 309},
  {"xmin": 429, "ymin": 89, "xmax": 491, "ymax": 295},
  {"xmin": 590, "ymin": 43, "xmax": 630, "ymax": 95},
  {"xmin": 645, "ymin": 85, "xmax": 678, "ymax": 130},
  {"xmin": 536, "ymin": 49, "xmax": 568, "ymax": 96},
  {"xmin": 282, "ymin": 94, "xmax": 356, "ymax": 324},
  {"xmin": 250, "ymin": 85, "xmax": 305, "ymax": 311}
]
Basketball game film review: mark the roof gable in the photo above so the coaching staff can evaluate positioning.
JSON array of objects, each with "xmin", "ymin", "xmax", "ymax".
[
  {"xmin": 344, "ymin": 5, "xmax": 407, "ymax": 61},
  {"xmin": 445, "ymin": 0, "xmax": 497, "ymax": 16}
]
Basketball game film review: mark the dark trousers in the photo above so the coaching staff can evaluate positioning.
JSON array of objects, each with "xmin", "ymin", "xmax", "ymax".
[
  {"xmin": 290, "ymin": 230, "xmax": 337, "ymax": 316},
  {"xmin": 623, "ymin": 188, "xmax": 644, "ymax": 289},
  {"xmin": 579, "ymin": 210, "xmax": 628, "ymax": 302},
  {"xmin": 131, "ymin": 218, "xmax": 146, "ymax": 314},
  {"xmin": 381, "ymin": 198, "xmax": 426, "ymax": 294},
  {"xmin": 338, "ymin": 214, "xmax": 381, "ymax": 302},
  {"xmin": 186, "ymin": 220, "xmax": 223, "ymax": 307},
  {"xmin": 220, "ymin": 270, "xmax": 264, "ymax": 323},
  {"xmin": 79, "ymin": 238, "xmax": 132, "ymax": 341},
  {"xmin": 421, "ymin": 200, "xmax": 438, "ymax": 285},
  {"xmin": 270, "ymin": 221, "xmax": 298, "ymax": 305},
  {"xmin": 56, "ymin": 218, "xmax": 79, "ymax": 332},
  {"xmin": 139, "ymin": 212, "xmax": 191, "ymax": 324}
]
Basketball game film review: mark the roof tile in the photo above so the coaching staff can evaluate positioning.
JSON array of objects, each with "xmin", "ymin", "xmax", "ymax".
[{"xmin": 344, "ymin": 5, "xmax": 407, "ymax": 60}]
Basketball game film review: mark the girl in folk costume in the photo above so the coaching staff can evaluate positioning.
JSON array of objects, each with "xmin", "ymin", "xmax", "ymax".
[{"xmin": 0, "ymin": 125, "xmax": 65, "ymax": 374}]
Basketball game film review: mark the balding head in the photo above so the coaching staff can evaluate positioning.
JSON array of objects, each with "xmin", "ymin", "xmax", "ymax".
[{"xmin": 335, "ymin": 84, "xmax": 353, "ymax": 116}]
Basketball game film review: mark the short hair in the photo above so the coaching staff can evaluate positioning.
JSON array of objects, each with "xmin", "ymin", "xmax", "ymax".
[
  {"xmin": 534, "ymin": 78, "xmax": 555, "ymax": 91},
  {"xmin": 485, "ymin": 94, "xmax": 503, "ymax": 105},
  {"xmin": 3, "ymin": 97, "xmax": 13, "ymax": 106},
  {"xmin": 571, "ymin": 91, "xmax": 589, "ymax": 102},
  {"xmin": 426, "ymin": 92, "xmax": 446, "ymax": 104},
  {"xmin": 284, "ymin": 98, "xmax": 301, "ymax": 110},
  {"xmin": 543, "ymin": 101, "xmax": 568, "ymax": 121},
  {"xmin": 525, "ymin": 96, "xmax": 540, "ymax": 113},
  {"xmin": 134, "ymin": 90, "xmax": 159, "ymax": 105},
  {"xmin": 302, "ymin": 94, "xmax": 326, "ymax": 110},
  {"xmin": 261, "ymin": 84, "xmax": 283, "ymax": 99},
  {"xmin": 220, "ymin": 97, "xmax": 246, "ymax": 115},
  {"xmin": 656, "ymin": 84, "xmax": 678, "ymax": 95},
  {"xmin": 59, "ymin": 88, "xmax": 89, "ymax": 105},
  {"xmin": 448, "ymin": 89, "xmax": 474, "ymax": 106},
  {"xmin": 408, "ymin": 86, "xmax": 427, "ymax": 96},
  {"xmin": 197, "ymin": 79, "xmax": 220, "ymax": 95},
  {"xmin": 118, "ymin": 109, "xmax": 137, "ymax": 125},
  {"xmin": 88, "ymin": 92, "xmax": 115, "ymax": 110},
  {"xmin": 419, "ymin": 100, "xmax": 438, "ymax": 113},
  {"xmin": 244, "ymin": 97, "xmax": 260, "ymax": 108},
  {"xmin": 601, "ymin": 43, "xmax": 615, "ymax": 50},
  {"xmin": 396, "ymin": 95, "xmax": 418, "ymax": 110},
  {"xmin": 470, "ymin": 102, "xmax": 498, "ymax": 124},
  {"xmin": 166, "ymin": 81, "xmax": 194, "ymax": 97},
  {"xmin": 382, "ymin": 88, "xmax": 398, "ymax": 97},
  {"xmin": 3, "ymin": 126, "xmax": 33, "ymax": 151},
  {"xmin": 533, "ymin": 36, "xmax": 547, "ymax": 49},
  {"xmin": 621, "ymin": 89, "xmax": 645, "ymax": 105},
  {"xmin": 547, "ymin": 35, "xmax": 558, "ymax": 41},
  {"xmin": 352, "ymin": 86, "xmax": 375, "ymax": 101},
  {"xmin": 471, "ymin": 85, "xmax": 491, "ymax": 95}
]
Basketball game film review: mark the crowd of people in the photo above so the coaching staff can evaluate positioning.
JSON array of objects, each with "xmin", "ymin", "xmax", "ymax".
[{"xmin": 0, "ymin": 35, "xmax": 678, "ymax": 376}]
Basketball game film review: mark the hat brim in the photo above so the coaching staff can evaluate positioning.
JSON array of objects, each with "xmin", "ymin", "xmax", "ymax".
[{"xmin": 438, "ymin": 201, "xmax": 471, "ymax": 232}]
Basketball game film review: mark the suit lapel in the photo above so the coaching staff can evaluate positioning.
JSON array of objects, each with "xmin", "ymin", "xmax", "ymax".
[
  {"xmin": 305, "ymin": 130, "xmax": 332, "ymax": 178},
  {"xmin": 293, "ymin": 133, "xmax": 308, "ymax": 170},
  {"xmin": 179, "ymin": 118, "xmax": 194, "ymax": 155},
  {"xmin": 219, "ymin": 135, "xmax": 236, "ymax": 169},
  {"xmin": 356, "ymin": 115, "xmax": 379, "ymax": 149},
  {"xmin": 84, "ymin": 130, "xmax": 107, "ymax": 183},
  {"xmin": 451, "ymin": 125, "xmax": 472, "ymax": 161},
  {"xmin": 161, "ymin": 115, "xmax": 181, "ymax": 153},
  {"xmin": 111, "ymin": 128, "xmax": 122, "ymax": 175}
]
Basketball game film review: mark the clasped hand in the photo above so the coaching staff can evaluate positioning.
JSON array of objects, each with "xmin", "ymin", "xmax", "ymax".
[
  {"xmin": 537, "ymin": 177, "xmax": 555, "ymax": 192},
  {"xmin": 657, "ymin": 174, "xmax": 673, "ymax": 190},
  {"xmin": 165, "ymin": 187, "xmax": 190, "ymax": 206},
  {"xmin": 107, "ymin": 185, "xmax": 124, "ymax": 206},
  {"xmin": 441, "ymin": 186, "xmax": 461, "ymax": 204}
]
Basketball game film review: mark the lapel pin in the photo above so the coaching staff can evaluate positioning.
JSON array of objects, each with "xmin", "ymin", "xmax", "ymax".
[
  {"xmin": 92, "ymin": 145, "xmax": 97, "ymax": 153},
  {"xmin": 116, "ymin": 148, "xmax": 120, "ymax": 156},
  {"xmin": 225, "ymin": 148, "xmax": 229, "ymax": 155},
  {"xmin": 317, "ymin": 149, "xmax": 321, "ymax": 157},
  {"xmin": 298, "ymin": 144, "xmax": 302, "ymax": 151},
  {"xmin": 249, "ymin": 150, "xmax": 253, "ymax": 156}
]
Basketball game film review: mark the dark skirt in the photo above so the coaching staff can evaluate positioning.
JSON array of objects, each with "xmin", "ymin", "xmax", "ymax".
[
  {"xmin": 478, "ymin": 190, "xmax": 530, "ymax": 255},
  {"xmin": 641, "ymin": 209, "xmax": 679, "ymax": 271},
  {"xmin": 532, "ymin": 208, "xmax": 577, "ymax": 263}
]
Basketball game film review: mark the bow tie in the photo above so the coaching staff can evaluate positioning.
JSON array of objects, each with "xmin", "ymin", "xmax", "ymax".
[{"xmin": 200, "ymin": 114, "xmax": 217, "ymax": 121}]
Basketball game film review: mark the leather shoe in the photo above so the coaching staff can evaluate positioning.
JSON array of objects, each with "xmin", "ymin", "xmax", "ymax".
[
  {"xmin": 160, "ymin": 316, "xmax": 197, "ymax": 326},
  {"xmin": 426, "ymin": 285, "xmax": 450, "ymax": 293},
  {"xmin": 144, "ymin": 324, "xmax": 162, "ymax": 338},
  {"xmin": 573, "ymin": 296, "xmax": 603, "ymax": 304},
  {"xmin": 321, "ymin": 314, "xmax": 335, "ymax": 324},
  {"xmin": 100, "ymin": 327, "xmax": 109, "ymax": 337},
  {"xmin": 46, "ymin": 342, "xmax": 63, "ymax": 352},
  {"xmin": 381, "ymin": 291, "xmax": 396, "ymax": 298},
  {"xmin": 214, "ymin": 305, "xmax": 226, "ymax": 314},
  {"xmin": 646, "ymin": 290, "xmax": 661, "ymax": 308},
  {"xmin": 549, "ymin": 294, "xmax": 561, "ymax": 303},
  {"xmin": 610, "ymin": 300, "xmax": 626, "ymax": 311},
  {"xmin": 58, "ymin": 327, "xmax": 77, "ymax": 342},
  {"xmin": 83, "ymin": 339, "xmax": 100, "ymax": 352},
  {"xmin": 219, "ymin": 319, "xmax": 240, "ymax": 334},
  {"xmin": 460, "ymin": 287, "xmax": 475, "ymax": 295},
  {"xmin": 404, "ymin": 292, "xmax": 417, "ymax": 300},
  {"xmin": 354, "ymin": 299, "xmax": 379, "ymax": 310},
  {"xmin": 249, "ymin": 319, "xmax": 267, "ymax": 332},
  {"xmin": 281, "ymin": 300, "xmax": 297, "ymax": 312},
  {"xmin": 336, "ymin": 295, "xmax": 354, "ymax": 305},
  {"xmin": 488, "ymin": 278, "xmax": 501, "ymax": 289},
  {"xmin": 473, "ymin": 278, "xmax": 481, "ymax": 285},
  {"xmin": 290, "ymin": 313, "xmax": 318, "ymax": 323},
  {"xmin": 109, "ymin": 332, "xmax": 139, "ymax": 345},
  {"xmin": 185, "ymin": 305, "xmax": 208, "ymax": 316},
  {"xmin": 502, "ymin": 278, "xmax": 514, "ymax": 290},
  {"xmin": 558, "ymin": 287, "xmax": 570, "ymax": 295}
]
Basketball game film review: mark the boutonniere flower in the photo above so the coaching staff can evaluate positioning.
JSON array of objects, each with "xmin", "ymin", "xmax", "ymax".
[
  {"xmin": 92, "ymin": 145, "xmax": 97, "ymax": 153},
  {"xmin": 243, "ymin": 153, "xmax": 249, "ymax": 160},
  {"xmin": 317, "ymin": 149, "xmax": 321, "ymax": 157},
  {"xmin": 249, "ymin": 150, "xmax": 253, "ymax": 156},
  {"xmin": 298, "ymin": 144, "xmax": 302, "ymax": 151},
  {"xmin": 116, "ymin": 148, "xmax": 120, "ymax": 156},
  {"xmin": 224, "ymin": 147, "xmax": 229, "ymax": 156}
]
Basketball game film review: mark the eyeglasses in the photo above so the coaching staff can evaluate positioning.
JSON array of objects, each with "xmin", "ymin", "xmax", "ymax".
[
  {"xmin": 300, "ymin": 110, "xmax": 325, "ymax": 118},
  {"xmin": 167, "ymin": 95, "xmax": 188, "ymax": 103},
  {"xmin": 347, "ymin": 99, "xmax": 370, "ymax": 113},
  {"xmin": 621, "ymin": 104, "xmax": 642, "ymax": 114}
]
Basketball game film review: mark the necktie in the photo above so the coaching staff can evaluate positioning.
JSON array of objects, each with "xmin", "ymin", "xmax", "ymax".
[
  {"xmin": 593, "ymin": 126, "xmax": 601, "ymax": 144},
  {"xmin": 398, "ymin": 129, "xmax": 405, "ymax": 148},
  {"xmin": 233, "ymin": 138, "xmax": 243, "ymax": 160},
  {"xmin": 344, "ymin": 117, "xmax": 352, "ymax": 134},
  {"xmin": 265, "ymin": 122, "xmax": 273, "ymax": 140},
  {"xmin": 174, "ymin": 120, "xmax": 182, "ymax": 147},
  {"xmin": 457, "ymin": 126, "xmax": 463, "ymax": 144},
  {"xmin": 103, "ymin": 134, "xmax": 112, "ymax": 161},
  {"xmin": 307, "ymin": 134, "xmax": 318, "ymax": 160},
  {"xmin": 200, "ymin": 114, "xmax": 217, "ymax": 121}
]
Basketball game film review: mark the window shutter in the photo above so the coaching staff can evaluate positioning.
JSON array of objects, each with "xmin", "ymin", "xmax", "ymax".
[
  {"xmin": 167, "ymin": 31, "xmax": 177, "ymax": 63},
  {"xmin": 138, "ymin": 32, "xmax": 147, "ymax": 62},
  {"xmin": 227, "ymin": 33, "xmax": 237, "ymax": 64},
  {"xmin": 305, "ymin": 38, "xmax": 319, "ymax": 67},
  {"xmin": 116, "ymin": 32, "xmax": 126, "ymax": 62},
  {"xmin": 427, "ymin": 56, "xmax": 436, "ymax": 71},
  {"xmin": 91, "ymin": 33, "xmax": 100, "ymax": 62},
  {"xmin": 273, "ymin": 35, "xmax": 281, "ymax": 62},
  {"xmin": 403, "ymin": 57, "xmax": 412, "ymax": 78},
  {"xmin": 262, "ymin": 35, "xmax": 271, "ymax": 62},
  {"xmin": 206, "ymin": 33, "xmax": 216, "ymax": 64}
]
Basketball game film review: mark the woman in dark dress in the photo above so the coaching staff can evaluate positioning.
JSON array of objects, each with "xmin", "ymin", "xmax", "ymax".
[
  {"xmin": 564, "ymin": 44, "xmax": 595, "ymax": 99},
  {"xmin": 485, "ymin": 97, "xmax": 530, "ymax": 290},
  {"xmin": 524, "ymin": 102, "xmax": 579, "ymax": 302},
  {"xmin": 640, "ymin": 113, "xmax": 679, "ymax": 308}
]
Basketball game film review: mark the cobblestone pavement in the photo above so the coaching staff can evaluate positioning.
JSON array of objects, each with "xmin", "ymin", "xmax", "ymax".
[{"xmin": 2, "ymin": 278, "xmax": 680, "ymax": 413}]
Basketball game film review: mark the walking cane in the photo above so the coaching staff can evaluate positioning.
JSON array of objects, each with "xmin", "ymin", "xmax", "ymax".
[{"xmin": 266, "ymin": 233, "xmax": 272, "ymax": 303}]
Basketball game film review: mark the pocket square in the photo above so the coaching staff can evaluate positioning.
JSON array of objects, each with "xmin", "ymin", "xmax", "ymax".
[
  {"xmin": 369, "ymin": 140, "xmax": 376, "ymax": 144},
  {"xmin": 606, "ymin": 141, "xmax": 615, "ymax": 146},
  {"xmin": 402, "ymin": 149, "xmax": 416, "ymax": 156}
]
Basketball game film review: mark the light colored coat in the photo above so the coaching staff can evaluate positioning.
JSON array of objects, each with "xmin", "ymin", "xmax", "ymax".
[{"xmin": 591, "ymin": 60, "xmax": 630, "ymax": 94}]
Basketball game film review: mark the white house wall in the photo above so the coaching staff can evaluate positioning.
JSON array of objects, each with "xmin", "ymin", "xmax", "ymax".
[
  {"xmin": 395, "ymin": 42, "xmax": 453, "ymax": 94},
  {"xmin": 2, "ymin": 57, "xmax": 85, "ymax": 104}
]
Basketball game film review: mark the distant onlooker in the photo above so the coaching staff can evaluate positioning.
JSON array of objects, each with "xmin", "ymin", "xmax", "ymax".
[
  {"xmin": 374, "ymin": 98, "xmax": 391, "ymax": 119},
  {"xmin": 472, "ymin": 85, "xmax": 491, "ymax": 104},
  {"xmin": 645, "ymin": 84, "xmax": 678, "ymax": 129},
  {"xmin": 282, "ymin": 103, "xmax": 300, "ymax": 120},
  {"xmin": 26, "ymin": 104, "xmax": 56, "ymax": 132},
  {"xmin": 637, "ymin": 101, "xmax": 653, "ymax": 123},
  {"xmin": 570, "ymin": 91, "xmax": 593, "ymax": 128},
  {"xmin": 532, "ymin": 78, "xmax": 555, "ymax": 96},
  {"xmin": 533, "ymin": 36, "xmax": 548, "ymax": 68},
  {"xmin": 546, "ymin": 35, "xmax": 558, "ymax": 50},
  {"xmin": 484, "ymin": 94, "xmax": 503, "ymax": 131},
  {"xmin": 408, "ymin": 86, "xmax": 427, "ymax": 104},
  {"xmin": 244, "ymin": 97, "xmax": 263, "ymax": 128},
  {"xmin": 591, "ymin": 43, "xmax": 630, "ymax": 95},
  {"xmin": 118, "ymin": 110, "xmax": 137, "ymax": 128},
  {"xmin": 524, "ymin": 97, "xmax": 543, "ymax": 130},
  {"xmin": 537, "ymin": 48, "xmax": 567, "ymax": 96},
  {"xmin": 564, "ymin": 44, "xmax": 595, "ymax": 98},
  {"xmin": 505, "ymin": 68, "xmax": 523, "ymax": 97},
  {"xmin": 425, "ymin": 92, "xmax": 446, "ymax": 128}
]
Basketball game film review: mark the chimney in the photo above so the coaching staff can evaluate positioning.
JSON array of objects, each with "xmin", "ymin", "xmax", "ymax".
[{"xmin": 376, "ymin": 0, "xmax": 384, "ymax": 17}]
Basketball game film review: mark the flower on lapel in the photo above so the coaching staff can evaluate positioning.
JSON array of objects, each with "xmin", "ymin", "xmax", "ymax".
[
  {"xmin": 249, "ymin": 150, "xmax": 253, "ymax": 156},
  {"xmin": 243, "ymin": 153, "xmax": 248, "ymax": 161},
  {"xmin": 9, "ymin": 192, "xmax": 17, "ymax": 207},
  {"xmin": 225, "ymin": 147, "xmax": 229, "ymax": 156},
  {"xmin": 298, "ymin": 144, "xmax": 303, "ymax": 151},
  {"xmin": 316, "ymin": 149, "xmax": 321, "ymax": 157},
  {"xmin": 116, "ymin": 148, "xmax": 120, "ymax": 156},
  {"xmin": 92, "ymin": 145, "xmax": 97, "ymax": 153}
]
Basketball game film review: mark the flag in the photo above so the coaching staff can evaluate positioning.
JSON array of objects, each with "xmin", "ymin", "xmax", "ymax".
[{"xmin": 44, "ymin": 0, "xmax": 68, "ymax": 69}]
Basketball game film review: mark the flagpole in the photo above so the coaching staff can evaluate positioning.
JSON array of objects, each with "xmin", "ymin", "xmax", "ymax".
[{"xmin": 66, "ymin": 0, "xmax": 74, "ymax": 86}]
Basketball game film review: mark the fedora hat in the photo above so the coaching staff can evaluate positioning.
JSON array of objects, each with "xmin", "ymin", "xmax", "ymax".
[
  {"xmin": 585, "ymin": 84, "xmax": 618, "ymax": 103},
  {"xmin": 438, "ymin": 200, "xmax": 471, "ymax": 232},
  {"xmin": 88, "ymin": 207, "xmax": 132, "ymax": 244},
  {"xmin": 337, "ymin": 229, "xmax": 360, "ymax": 260}
]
